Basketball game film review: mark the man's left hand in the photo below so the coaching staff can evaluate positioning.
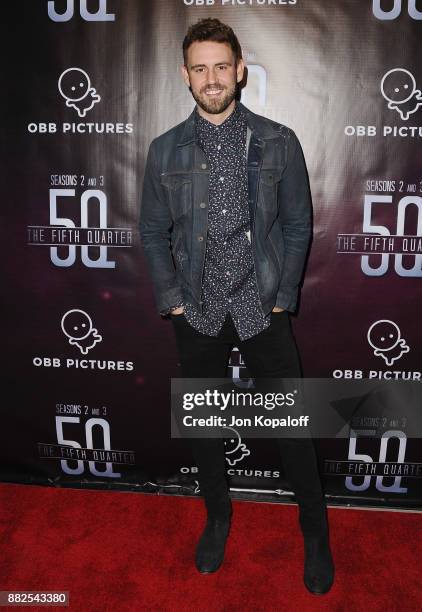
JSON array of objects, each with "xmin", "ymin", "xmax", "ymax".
[{"xmin": 272, "ymin": 307, "xmax": 285, "ymax": 312}]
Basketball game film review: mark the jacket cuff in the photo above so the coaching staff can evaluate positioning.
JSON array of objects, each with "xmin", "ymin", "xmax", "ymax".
[{"xmin": 275, "ymin": 287, "xmax": 298, "ymax": 313}]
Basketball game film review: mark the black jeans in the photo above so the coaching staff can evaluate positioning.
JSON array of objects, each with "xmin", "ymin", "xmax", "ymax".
[{"xmin": 171, "ymin": 310, "xmax": 327, "ymax": 536}]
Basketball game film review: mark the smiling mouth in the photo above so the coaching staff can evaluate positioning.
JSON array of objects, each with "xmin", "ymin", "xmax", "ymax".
[{"xmin": 204, "ymin": 88, "xmax": 223, "ymax": 96}]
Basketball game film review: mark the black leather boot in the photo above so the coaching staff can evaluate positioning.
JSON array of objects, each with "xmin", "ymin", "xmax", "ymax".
[
  {"xmin": 299, "ymin": 500, "xmax": 334, "ymax": 594},
  {"xmin": 195, "ymin": 502, "xmax": 232, "ymax": 574},
  {"xmin": 303, "ymin": 532, "xmax": 334, "ymax": 594}
]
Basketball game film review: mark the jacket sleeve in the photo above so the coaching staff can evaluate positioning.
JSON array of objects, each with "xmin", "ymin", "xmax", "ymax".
[
  {"xmin": 139, "ymin": 139, "xmax": 183, "ymax": 314},
  {"xmin": 275, "ymin": 129, "xmax": 312, "ymax": 312}
]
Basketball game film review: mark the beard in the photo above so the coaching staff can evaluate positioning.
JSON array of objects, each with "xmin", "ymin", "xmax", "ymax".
[{"xmin": 190, "ymin": 80, "xmax": 237, "ymax": 115}]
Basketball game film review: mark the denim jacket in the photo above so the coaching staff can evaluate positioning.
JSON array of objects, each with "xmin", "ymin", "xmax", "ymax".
[{"xmin": 139, "ymin": 101, "xmax": 312, "ymax": 316}]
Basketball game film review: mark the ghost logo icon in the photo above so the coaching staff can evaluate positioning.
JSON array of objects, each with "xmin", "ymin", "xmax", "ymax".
[
  {"xmin": 222, "ymin": 427, "xmax": 250, "ymax": 466},
  {"xmin": 367, "ymin": 319, "xmax": 410, "ymax": 366},
  {"xmin": 380, "ymin": 68, "xmax": 422, "ymax": 120},
  {"xmin": 58, "ymin": 68, "xmax": 101, "ymax": 118},
  {"xmin": 61, "ymin": 309, "xmax": 102, "ymax": 355}
]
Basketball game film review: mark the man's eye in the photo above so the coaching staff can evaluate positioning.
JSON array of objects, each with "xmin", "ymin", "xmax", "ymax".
[
  {"xmin": 195, "ymin": 68, "xmax": 204, "ymax": 73},
  {"xmin": 219, "ymin": 66, "xmax": 227, "ymax": 70}
]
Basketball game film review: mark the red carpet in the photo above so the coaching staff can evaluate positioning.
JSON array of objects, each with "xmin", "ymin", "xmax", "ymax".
[{"xmin": 0, "ymin": 483, "xmax": 421, "ymax": 611}]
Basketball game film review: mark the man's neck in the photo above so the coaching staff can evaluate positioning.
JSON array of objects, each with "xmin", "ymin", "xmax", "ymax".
[{"xmin": 196, "ymin": 99, "xmax": 236, "ymax": 125}]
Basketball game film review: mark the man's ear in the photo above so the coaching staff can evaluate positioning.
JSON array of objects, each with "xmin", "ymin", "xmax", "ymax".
[
  {"xmin": 236, "ymin": 57, "xmax": 245, "ymax": 84},
  {"xmin": 181, "ymin": 63, "xmax": 190, "ymax": 88}
]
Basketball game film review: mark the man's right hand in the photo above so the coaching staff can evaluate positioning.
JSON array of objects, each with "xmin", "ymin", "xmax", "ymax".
[{"xmin": 171, "ymin": 306, "xmax": 185, "ymax": 315}]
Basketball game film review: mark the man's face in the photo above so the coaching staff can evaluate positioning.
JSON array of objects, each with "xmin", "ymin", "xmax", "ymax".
[{"xmin": 181, "ymin": 40, "xmax": 244, "ymax": 115}]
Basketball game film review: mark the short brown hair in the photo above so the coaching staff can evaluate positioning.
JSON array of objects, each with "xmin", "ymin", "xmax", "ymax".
[{"xmin": 182, "ymin": 18, "xmax": 242, "ymax": 67}]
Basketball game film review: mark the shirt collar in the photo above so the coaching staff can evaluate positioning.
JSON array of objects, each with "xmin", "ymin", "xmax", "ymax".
[{"xmin": 195, "ymin": 100, "xmax": 244, "ymax": 135}]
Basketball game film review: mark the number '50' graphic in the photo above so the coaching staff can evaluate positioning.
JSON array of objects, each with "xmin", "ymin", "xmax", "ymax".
[
  {"xmin": 346, "ymin": 429, "xmax": 407, "ymax": 493},
  {"xmin": 373, "ymin": 0, "xmax": 422, "ymax": 19},
  {"xmin": 56, "ymin": 416, "xmax": 121, "ymax": 478},
  {"xmin": 362, "ymin": 195, "xmax": 422, "ymax": 276},
  {"xmin": 50, "ymin": 188, "xmax": 115, "ymax": 268}
]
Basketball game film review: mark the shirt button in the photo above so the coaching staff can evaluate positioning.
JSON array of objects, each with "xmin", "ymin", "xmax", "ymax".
[
  {"xmin": 217, "ymin": 145, "xmax": 221, "ymax": 150},
  {"xmin": 201, "ymin": 163, "xmax": 207, "ymax": 169},
  {"xmin": 199, "ymin": 202, "xmax": 206, "ymax": 208},
  {"xmin": 222, "ymin": 209, "xmax": 227, "ymax": 214},
  {"xmin": 226, "ymin": 271, "xmax": 230, "ymax": 276},
  {"xmin": 219, "ymin": 176, "xmax": 224, "ymax": 182},
  {"xmin": 198, "ymin": 235, "xmax": 204, "ymax": 242},
  {"xmin": 228, "ymin": 299, "xmax": 232, "ymax": 303}
]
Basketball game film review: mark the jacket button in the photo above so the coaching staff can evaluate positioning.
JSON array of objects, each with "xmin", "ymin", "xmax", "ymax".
[
  {"xmin": 199, "ymin": 202, "xmax": 207, "ymax": 208},
  {"xmin": 201, "ymin": 163, "xmax": 207, "ymax": 169},
  {"xmin": 198, "ymin": 235, "xmax": 204, "ymax": 242}
]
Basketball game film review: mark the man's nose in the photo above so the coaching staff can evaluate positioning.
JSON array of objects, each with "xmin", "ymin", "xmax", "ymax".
[{"xmin": 207, "ymin": 66, "xmax": 218, "ymax": 82}]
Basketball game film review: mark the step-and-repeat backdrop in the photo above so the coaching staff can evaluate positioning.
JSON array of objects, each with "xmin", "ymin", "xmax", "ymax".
[{"xmin": 2, "ymin": 0, "xmax": 422, "ymax": 509}]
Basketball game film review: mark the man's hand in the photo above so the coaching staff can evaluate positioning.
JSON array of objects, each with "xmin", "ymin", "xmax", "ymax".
[
  {"xmin": 272, "ymin": 307, "xmax": 285, "ymax": 312},
  {"xmin": 171, "ymin": 306, "xmax": 185, "ymax": 315}
]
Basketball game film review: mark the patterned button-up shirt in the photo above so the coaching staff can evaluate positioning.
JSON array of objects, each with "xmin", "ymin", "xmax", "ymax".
[{"xmin": 178, "ymin": 101, "xmax": 271, "ymax": 341}]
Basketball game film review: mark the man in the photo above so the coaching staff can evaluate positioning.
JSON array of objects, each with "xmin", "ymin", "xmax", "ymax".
[{"xmin": 139, "ymin": 17, "xmax": 334, "ymax": 595}]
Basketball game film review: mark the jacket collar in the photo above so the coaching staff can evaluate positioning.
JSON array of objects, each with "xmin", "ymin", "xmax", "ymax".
[{"xmin": 176, "ymin": 100, "xmax": 280, "ymax": 147}]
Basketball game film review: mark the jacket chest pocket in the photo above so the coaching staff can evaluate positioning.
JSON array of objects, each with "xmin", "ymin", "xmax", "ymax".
[
  {"xmin": 259, "ymin": 169, "xmax": 282, "ymax": 211},
  {"xmin": 160, "ymin": 173, "xmax": 192, "ymax": 218}
]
